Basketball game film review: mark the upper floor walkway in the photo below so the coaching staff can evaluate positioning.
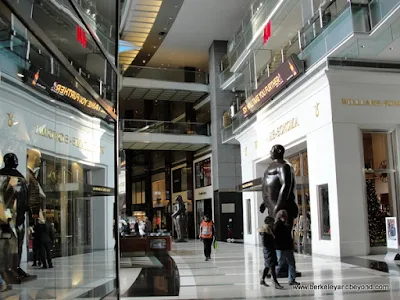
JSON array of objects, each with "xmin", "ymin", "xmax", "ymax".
[
  {"xmin": 121, "ymin": 119, "xmax": 211, "ymax": 151},
  {"xmin": 121, "ymin": 65, "xmax": 209, "ymax": 104}
]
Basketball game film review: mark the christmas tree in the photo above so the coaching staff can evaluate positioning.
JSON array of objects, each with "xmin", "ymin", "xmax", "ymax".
[{"xmin": 366, "ymin": 179, "xmax": 388, "ymax": 246}]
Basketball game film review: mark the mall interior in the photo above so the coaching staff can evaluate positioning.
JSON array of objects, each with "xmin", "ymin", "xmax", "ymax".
[{"xmin": 1, "ymin": 0, "xmax": 400, "ymax": 299}]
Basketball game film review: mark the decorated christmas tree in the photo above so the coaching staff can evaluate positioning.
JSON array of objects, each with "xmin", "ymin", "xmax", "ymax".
[{"xmin": 366, "ymin": 179, "xmax": 388, "ymax": 246}]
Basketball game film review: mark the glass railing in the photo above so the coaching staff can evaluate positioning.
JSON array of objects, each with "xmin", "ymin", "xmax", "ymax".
[
  {"xmin": 370, "ymin": 0, "xmax": 400, "ymax": 28},
  {"xmin": 121, "ymin": 65, "xmax": 209, "ymax": 84},
  {"xmin": 121, "ymin": 119, "xmax": 211, "ymax": 136},
  {"xmin": 299, "ymin": 5, "xmax": 370, "ymax": 68}
]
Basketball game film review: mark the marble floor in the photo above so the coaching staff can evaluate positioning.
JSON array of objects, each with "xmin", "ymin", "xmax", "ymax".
[
  {"xmin": 120, "ymin": 241, "xmax": 400, "ymax": 300},
  {"xmin": 1, "ymin": 250, "xmax": 118, "ymax": 300}
]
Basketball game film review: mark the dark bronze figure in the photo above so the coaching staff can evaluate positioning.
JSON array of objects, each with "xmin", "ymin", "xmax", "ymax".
[
  {"xmin": 172, "ymin": 195, "xmax": 188, "ymax": 242},
  {"xmin": 260, "ymin": 145, "xmax": 298, "ymax": 228}
]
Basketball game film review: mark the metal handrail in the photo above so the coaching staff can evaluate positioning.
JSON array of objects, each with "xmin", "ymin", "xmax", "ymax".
[{"xmin": 120, "ymin": 119, "xmax": 211, "ymax": 136}]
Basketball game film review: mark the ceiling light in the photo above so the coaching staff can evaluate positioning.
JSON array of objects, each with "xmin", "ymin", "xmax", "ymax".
[
  {"xmin": 50, "ymin": 99, "xmax": 55, "ymax": 102},
  {"xmin": 390, "ymin": 47, "xmax": 394, "ymax": 50},
  {"xmin": 360, "ymin": 45, "xmax": 365, "ymax": 48},
  {"xmin": 17, "ymin": 73, "xmax": 24, "ymax": 78},
  {"xmin": 148, "ymin": 54, "xmax": 151, "ymax": 56},
  {"xmin": 143, "ymin": 60, "xmax": 146, "ymax": 63},
  {"xmin": 70, "ymin": 116, "xmax": 75, "ymax": 119},
  {"xmin": 153, "ymin": 46, "xmax": 157, "ymax": 48},
  {"xmin": 169, "ymin": 17, "xmax": 172, "ymax": 20}
]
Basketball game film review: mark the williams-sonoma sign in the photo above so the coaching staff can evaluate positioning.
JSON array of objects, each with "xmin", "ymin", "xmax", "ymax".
[{"xmin": 241, "ymin": 54, "xmax": 304, "ymax": 118}]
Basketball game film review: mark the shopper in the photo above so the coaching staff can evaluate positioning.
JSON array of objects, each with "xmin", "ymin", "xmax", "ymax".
[
  {"xmin": 259, "ymin": 216, "xmax": 283, "ymax": 289},
  {"xmin": 34, "ymin": 221, "xmax": 54, "ymax": 269},
  {"xmin": 0, "ymin": 273, "xmax": 11, "ymax": 292},
  {"xmin": 274, "ymin": 210, "xmax": 300, "ymax": 285},
  {"xmin": 199, "ymin": 215, "xmax": 215, "ymax": 261}
]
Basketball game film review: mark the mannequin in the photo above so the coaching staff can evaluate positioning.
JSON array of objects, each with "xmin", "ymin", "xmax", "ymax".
[
  {"xmin": 26, "ymin": 149, "xmax": 45, "ymax": 224},
  {"xmin": 0, "ymin": 153, "xmax": 35, "ymax": 283},
  {"xmin": 171, "ymin": 195, "xmax": 188, "ymax": 242},
  {"xmin": 260, "ymin": 145, "xmax": 298, "ymax": 229}
]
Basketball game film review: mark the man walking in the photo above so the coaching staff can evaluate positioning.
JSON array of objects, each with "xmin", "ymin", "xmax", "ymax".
[{"xmin": 199, "ymin": 215, "xmax": 215, "ymax": 261}]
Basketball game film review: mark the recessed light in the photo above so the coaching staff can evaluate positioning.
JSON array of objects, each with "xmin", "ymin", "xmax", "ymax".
[
  {"xmin": 164, "ymin": 28, "xmax": 167, "ymax": 30},
  {"xmin": 143, "ymin": 60, "xmax": 146, "ymax": 63},
  {"xmin": 148, "ymin": 54, "xmax": 151, "ymax": 56},
  {"xmin": 390, "ymin": 47, "xmax": 394, "ymax": 50},
  {"xmin": 70, "ymin": 116, "xmax": 75, "ymax": 119},
  {"xmin": 17, "ymin": 73, "xmax": 24, "ymax": 78},
  {"xmin": 161, "ymin": 64, "xmax": 164, "ymax": 66},
  {"xmin": 169, "ymin": 17, "xmax": 172, "ymax": 20},
  {"xmin": 50, "ymin": 99, "xmax": 55, "ymax": 102},
  {"xmin": 153, "ymin": 46, "xmax": 157, "ymax": 48},
  {"xmin": 361, "ymin": 45, "xmax": 365, "ymax": 48}
]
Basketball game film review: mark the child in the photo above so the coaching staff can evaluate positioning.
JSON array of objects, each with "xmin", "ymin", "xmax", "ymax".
[{"xmin": 258, "ymin": 216, "xmax": 283, "ymax": 289}]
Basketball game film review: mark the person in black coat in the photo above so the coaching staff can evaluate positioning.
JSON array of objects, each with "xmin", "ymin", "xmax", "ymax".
[
  {"xmin": 274, "ymin": 210, "xmax": 300, "ymax": 285},
  {"xmin": 34, "ymin": 220, "xmax": 54, "ymax": 269},
  {"xmin": 258, "ymin": 216, "xmax": 283, "ymax": 289}
]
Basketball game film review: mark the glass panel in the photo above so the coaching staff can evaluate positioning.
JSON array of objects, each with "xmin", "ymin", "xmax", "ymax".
[
  {"xmin": 362, "ymin": 131, "xmax": 396, "ymax": 247},
  {"xmin": 0, "ymin": 3, "xmax": 117, "ymax": 297}
]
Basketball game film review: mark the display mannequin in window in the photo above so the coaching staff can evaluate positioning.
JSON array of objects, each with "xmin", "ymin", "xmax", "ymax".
[
  {"xmin": 172, "ymin": 195, "xmax": 188, "ymax": 242},
  {"xmin": 26, "ymin": 149, "xmax": 45, "ymax": 225},
  {"xmin": 0, "ymin": 153, "xmax": 35, "ymax": 283},
  {"xmin": 260, "ymin": 145, "xmax": 298, "ymax": 229}
]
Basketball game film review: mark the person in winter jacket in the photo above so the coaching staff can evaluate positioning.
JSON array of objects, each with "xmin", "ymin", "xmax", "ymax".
[
  {"xmin": 258, "ymin": 216, "xmax": 283, "ymax": 289},
  {"xmin": 199, "ymin": 215, "xmax": 215, "ymax": 261},
  {"xmin": 274, "ymin": 210, "xmax": 300, "ymax": 285}
]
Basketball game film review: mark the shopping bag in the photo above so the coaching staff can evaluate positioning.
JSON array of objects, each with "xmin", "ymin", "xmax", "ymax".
[{"xmin": 213, "ymin": 239, "xmax": 219, "ymax": 250}]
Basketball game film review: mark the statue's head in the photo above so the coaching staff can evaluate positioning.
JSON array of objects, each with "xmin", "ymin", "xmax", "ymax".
[
  {"xmin": 3, "ymin": 153, "xmax": 18, "ymax": 168},
  {"xmin": 175, "ymin": 195, "xmax": 183, "ymax": 203},
  {"xmin": 270, "ymin": 144, "xmax": 285, "ymax": 160}
]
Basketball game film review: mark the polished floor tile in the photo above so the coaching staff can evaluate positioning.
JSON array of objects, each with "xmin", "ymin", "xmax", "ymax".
[{"xmin": 120, "ymin": 240, "xmax": 400, "ymax": 300}]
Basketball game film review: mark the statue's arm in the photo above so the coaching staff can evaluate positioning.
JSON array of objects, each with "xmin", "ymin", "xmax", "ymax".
[
  {"xmin": 276, "ymin": 164, "xmax": 292, "ymax": 212},
  {"xmin": 260, "ymin": 171, "xmax": 267, "ymax": 213}
]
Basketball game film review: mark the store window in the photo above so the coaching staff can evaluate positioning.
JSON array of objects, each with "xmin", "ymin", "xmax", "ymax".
[
  {"xmin": 195, "ymin": 158, "xmax": 212, "ymax": 189},
  {"xmin": 318, "ymin": 184, "xmax": 331, "ymax": 240},
  {"xmin": 362, "ymin": 131, "xmax": 396, "ymax": 247},
  {"xmin": 289, "ymin": 151, "xmax": 311, "ymax": 254},
  {"xmin": 247, "ymin": 199, "xmax": 252, "ymax": 234},
  {"xmin": 132, "ymin": 181, "xmax": 145, "ymax": 204}
]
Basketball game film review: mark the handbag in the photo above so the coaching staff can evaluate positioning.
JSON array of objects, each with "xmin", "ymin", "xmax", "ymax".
[{"xmin": 213, "ymin": 239, "xmax": 218, "ymax": 250}]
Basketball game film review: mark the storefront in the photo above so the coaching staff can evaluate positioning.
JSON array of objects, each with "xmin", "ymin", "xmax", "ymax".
[
  {"xmin": 237, "ymin": 67, "xmax": 400, "ymax": 257},
  {"xmin": 193, "ymin": 154, "xmax": 213, "ymax": 237}
]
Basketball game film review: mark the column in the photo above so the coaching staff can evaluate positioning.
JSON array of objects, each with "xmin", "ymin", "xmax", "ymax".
[
  {"xmin": 164, "ymin": 151, "xmax": 173, "ymax": 231},
  {"xmin": 186, "ymin": 152, "xmax": 194, "ymax": 238},
  {"xmin": 209, "ymin": 41, "xmax": 243, "ymax": 240},
  {"xmin": 144, "ymin": 152, "xmax": 153, "ymax": 222}
]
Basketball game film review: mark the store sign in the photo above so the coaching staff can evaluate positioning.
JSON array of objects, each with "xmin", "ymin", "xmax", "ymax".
[
  {"xmin": 35, "ymin": 125, "xmax": 104, "ymax": 154},
  {"xmin": 239, "ymin": 178, "xmax": 262, "ymax": 191},
  {"xmin": 76, "ymin": 25, "xmax": 87, "ymax": 48},
  {"xmin": 25, "ymin": 68, "xmax": 109, "ymax": 120},
  {"xmin": 268, "ymin": 118, "xmax": 299, "ymax": 141},
  {"xmin": 341, "ymin": 98, "xmax": 400, "ymax": 107},
  {"xmin": 241, "ymin": 55, "xmax": 304, "ymax": 118}
]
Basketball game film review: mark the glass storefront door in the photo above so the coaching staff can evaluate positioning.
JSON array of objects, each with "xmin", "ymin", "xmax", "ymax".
[{"xmin": 289, "ymin": 151, "xmax": 311, "ymax": 254}]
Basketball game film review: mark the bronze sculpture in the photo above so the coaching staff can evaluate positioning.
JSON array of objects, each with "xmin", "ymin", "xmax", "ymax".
[
  {"xmin": 259, "ymin": 145, "xmax": 300, "ymax": 278},
  {"xmin": 172, "ymin": 195, "xmax": 188, "ymax": 242},
  {"xmin": 260, "ymin": 145, "xmax": 298, "ymax": 228}
]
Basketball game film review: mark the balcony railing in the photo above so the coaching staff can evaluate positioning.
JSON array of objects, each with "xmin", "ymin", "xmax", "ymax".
[
  {"xmin": 370, "ymin": 0, "xmax": 400, "ymax": 28},
  {"xmin": 299, "ymin": 4, "xmax": 370, "ymax": 68},
  {"xmin": 121, "ymin": 65, "xmax": 209, "ymax": 85},
  {"xmin": 121, "ymin": 119, "xmax": 211, "ymax": 136}
]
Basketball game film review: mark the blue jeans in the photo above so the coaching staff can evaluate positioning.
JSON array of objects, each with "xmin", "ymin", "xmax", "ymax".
[{"xmin": 276, "ymin": 250, "xmax": 296, "ymax": 281}]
